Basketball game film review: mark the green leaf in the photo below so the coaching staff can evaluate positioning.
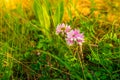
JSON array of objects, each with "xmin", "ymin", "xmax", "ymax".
[
  {"xmin": 95, "ymin": 72, "xmax": 101, "ymax": 77},
  {"xmin": 33, "ymin": 0, "xmax": 50, "ymax": 36},
  {"xmin": 53, "ymin": 1, "xmax": 64, "ymax": 27},
  {"xmin": 37, "ymin": 42, "xmax": 43, "ymax": 49}
]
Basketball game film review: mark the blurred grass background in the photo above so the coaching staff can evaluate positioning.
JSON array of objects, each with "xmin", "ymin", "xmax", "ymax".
[{"xmin": 0, "ymin": 0, "xmax": 120, "ymax": 79}]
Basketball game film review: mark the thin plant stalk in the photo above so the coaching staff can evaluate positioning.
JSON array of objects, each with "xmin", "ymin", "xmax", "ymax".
[{"xmin": 77, "ymin": 45, "xmax": 86, "ymax": 80}]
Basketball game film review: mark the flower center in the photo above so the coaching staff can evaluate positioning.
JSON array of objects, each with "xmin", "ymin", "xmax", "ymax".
[{"xmin": 61, "ymin": 27, "xmax": 65, "ymax": 31}]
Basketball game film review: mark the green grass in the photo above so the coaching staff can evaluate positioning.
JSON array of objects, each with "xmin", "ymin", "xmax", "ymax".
[{"xmin": 0, "ymin": 0, "xmax": 120, "ymax": 80}]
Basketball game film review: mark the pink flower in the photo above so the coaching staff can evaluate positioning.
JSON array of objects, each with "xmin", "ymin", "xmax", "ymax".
[
  {"xmin": 66, "ymin": 29, "xmax": 84, "ymax": 45},
  {"xmin": 66, "ymin": 38, "xmax": 74, "ymax": 45},
  {"xmin": 56, "ymin": 23, "xmax": 84, "ymax": 46},
  {"xmin": 56, "ymin": 23, "xmax": 71, "ymax": 35},
  {"xmin": 65, "ymin": 25, "xmax": 71, "ymax": 33}
]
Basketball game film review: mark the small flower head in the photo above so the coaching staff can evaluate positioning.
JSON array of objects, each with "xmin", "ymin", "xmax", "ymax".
[
  {"xmin": 56, "ymin": 23, "xmax": 71, "ymax": 35},
  {"xmin": 66, "ymin": 29, "xmax": 84, "ymax": 45},
  {"xmin": 56, "ymin": 23, "xmax": 84, "ymax": 46}
]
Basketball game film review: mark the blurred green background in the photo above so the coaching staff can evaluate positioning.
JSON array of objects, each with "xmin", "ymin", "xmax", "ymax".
[{"xmin": 0, "ymin": 0, "xmax": 120, "ymax": 79}]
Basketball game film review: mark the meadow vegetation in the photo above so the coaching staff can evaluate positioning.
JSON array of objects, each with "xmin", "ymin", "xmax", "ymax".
[{"xmin": 0, "ymin": 0, "xmax": 120, "ymax": 79}]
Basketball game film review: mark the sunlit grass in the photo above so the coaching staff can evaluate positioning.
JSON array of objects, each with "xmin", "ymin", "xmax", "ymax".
[{"xmin": 0, "ymin": 0, "xmax": 120, "ymax": 79}]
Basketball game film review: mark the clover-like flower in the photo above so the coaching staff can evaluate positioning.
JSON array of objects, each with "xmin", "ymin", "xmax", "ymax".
[
  {"xmin": 66, "ymin": 29, "xmax": 84, "ymax": 45},
  {"xmin": 56, "ymin": 23, "xmax": 71, "ymax": 35}
]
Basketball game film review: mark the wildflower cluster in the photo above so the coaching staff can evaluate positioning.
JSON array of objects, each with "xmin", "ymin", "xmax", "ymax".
[
  {"xmin": 56, "ymin": 23, "xmax": 71, "ymax": 35},
  {"xmin": 56, "ymin": 23, "xmax": 84, "ymax": 46}
]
